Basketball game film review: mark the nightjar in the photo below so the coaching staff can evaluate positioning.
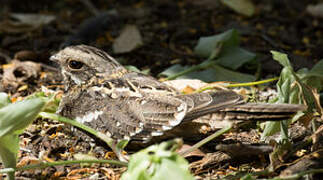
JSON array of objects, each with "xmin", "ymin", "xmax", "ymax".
[{"xmin": 50, "ymin": 45, "xmax": 306, "ymax": 143}]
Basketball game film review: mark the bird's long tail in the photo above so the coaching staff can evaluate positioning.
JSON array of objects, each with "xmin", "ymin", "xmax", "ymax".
[{"xmin": 180, "ymin": 91, "xmax": 306, "ymax": 122}]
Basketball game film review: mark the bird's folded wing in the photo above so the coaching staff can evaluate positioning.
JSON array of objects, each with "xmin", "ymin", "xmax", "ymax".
[
  {"xmin": 132, "ymin": 91, "xmax": 244, "ymax": 141},
  {"xmin": 95, "ymin": 90, "xmax": 243, "ymax": 141},
  {"xmin": 93, "ymin": 93, "xmax": 187, "ymax": 141},
  {"xmin": 179, "ymin": 91, "xmax": 244, "ymax": 121}
]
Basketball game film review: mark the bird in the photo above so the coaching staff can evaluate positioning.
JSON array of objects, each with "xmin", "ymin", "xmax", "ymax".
[{"xmin": 50, "ymin": 45, "xmax": 306, "ymax": 144}]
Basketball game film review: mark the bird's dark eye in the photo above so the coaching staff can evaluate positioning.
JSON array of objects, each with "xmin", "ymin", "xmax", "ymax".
[{"xmin": 68, "ymin": 60, "xmax": 84, "ymax": 70}]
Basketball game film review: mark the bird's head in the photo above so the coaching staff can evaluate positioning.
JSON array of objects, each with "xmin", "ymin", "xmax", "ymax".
[{"xmin": 50, "ymin": 45, "xmax": 126, "ymax": 86}]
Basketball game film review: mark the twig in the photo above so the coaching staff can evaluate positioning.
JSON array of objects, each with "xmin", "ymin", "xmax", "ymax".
[
  {"xmin": 196, "ymin": 77, "xmax": 279, "ymax": 93},
  {"xmin": 179, "ymin": 126, "xmax": 232, "ymax": 156},
  {"xmin": 80, "ymin": 0, "xmax": 100, "ymax": 16},
  {"xmin": 0, "ymin": 159, "xmax": 127, "ymax": 174}
]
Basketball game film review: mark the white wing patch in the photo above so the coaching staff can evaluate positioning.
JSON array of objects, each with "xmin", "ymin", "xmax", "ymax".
[
  {"xmin": 76, "ymin": 111, "xmax": 104, "ymax": 124},
  {"xmin": 172, "ymin": 103, "xmax": 187, "ymax": 126}
]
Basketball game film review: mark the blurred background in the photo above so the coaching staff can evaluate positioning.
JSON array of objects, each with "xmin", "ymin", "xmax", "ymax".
[{"xmin": 0, "ymin": 0, "xmax": 322, "ymax": 91}]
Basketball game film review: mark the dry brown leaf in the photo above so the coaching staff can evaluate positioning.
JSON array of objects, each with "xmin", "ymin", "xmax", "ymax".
[
  {"xmin": 17, "ymin": 156, "xmax": 41, "ymax": 168},
  {"xmin": 113, "ymin": 25, "xmax": 143, "ymax": 53},
  {"xmin": 182, "ymin": 85, "xmax": 196, "ymax": 94},
  {"xmin": 1, "ymin": 60, "xmax": 41, "ymax": 90},
  {"xmin": 307, "ymin": 3, "xmax": 323, "ymax": 18},
  {"xmin": 67, "ymin": 168, "xmax": 98, "ymax": 179}
]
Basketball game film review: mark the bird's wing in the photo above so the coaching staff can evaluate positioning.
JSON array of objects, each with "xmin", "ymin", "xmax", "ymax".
[
  {"xmin": 80, "ymin": 78, "xmax": 188, "ymax": 141},
  {"xmin": 84, "ymin": 78, "xmax": 243, "ymax": 142},
  {"xmin": 132, "ymin": 90, "xmax": 243, "ymax": 141},
  {"xmin": 178, "ymin": 90, "xmax": 244, "ymax": 121}
]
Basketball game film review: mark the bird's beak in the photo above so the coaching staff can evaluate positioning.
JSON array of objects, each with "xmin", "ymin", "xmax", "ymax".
[{"xmin": 49, "ymin": 54, "xmax": 60, "ymax": 63}]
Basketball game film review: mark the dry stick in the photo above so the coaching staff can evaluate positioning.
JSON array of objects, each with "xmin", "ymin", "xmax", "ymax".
[
  {"xmin": 179, "ymin": 125, "xmax": 232, "ymax": 156},
  {"xmin": 0, "ymin": 160, "xmax": 127, "ymax": 174},
  {"xmin": 79, "ymin": 0, "xmax": 100, "ymax": 16}
]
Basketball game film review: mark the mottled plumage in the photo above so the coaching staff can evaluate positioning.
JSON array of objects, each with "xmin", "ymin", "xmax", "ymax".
[{"xmin": 50, "ymin": 45, "xmax": 306, "ymax": 142}]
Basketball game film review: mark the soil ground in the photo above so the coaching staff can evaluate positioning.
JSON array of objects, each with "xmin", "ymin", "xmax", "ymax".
[{"xmin": 0, "ymin": 0, "xmax": 322, "ymax": 179}]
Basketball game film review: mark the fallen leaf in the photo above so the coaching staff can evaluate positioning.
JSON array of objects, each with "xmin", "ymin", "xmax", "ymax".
[
  {"xmin": 2, "ymin": 60, "xmax": 41, "ymax": 90},
  {"xmin": 113, "ymin": 25, "xmax": 143, "ymax": 53},
  {"xmin": 10, "ymin": 13, "xmax": 55, "ymax": 27},
  {"xmin": 0, "ymin": 13, "xmax": 55, "ymax": 34},
  {"xmin": 307, "ymin": 3, "xmax": 323, "ymax": 18},
  {"xmin": 17, "ymin": 156, "xmax": 40, "ymax": 168},
  {"xmin": 220, "ymin": 0, "xmax": 255, "ymax": 17}
]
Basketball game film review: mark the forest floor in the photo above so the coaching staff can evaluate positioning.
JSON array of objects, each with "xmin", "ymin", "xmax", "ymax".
[{"xmin": 0, "ymin": 0, "xmax": 322, "ymax": 179}]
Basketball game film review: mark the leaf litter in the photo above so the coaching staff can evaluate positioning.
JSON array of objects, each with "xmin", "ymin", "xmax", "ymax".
[{"xmin": 0, "ymin": 1, "xmax": 323, "ymax": 179}]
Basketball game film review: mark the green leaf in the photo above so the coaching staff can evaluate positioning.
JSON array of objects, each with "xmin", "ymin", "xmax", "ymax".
[
  {"xmin": 160, "ymin": 63, "xmax": 255, "ymax": 82},
  {"xmin": 270, "ymin": 50, "xmax": 292, "ymax": 68},
  {"xmin": 194, "ymin": 29, "xmax": 239, "ymax": 59},
  {"xmin": 306, "ymin": 59, "xmax": 323, "ymax": 77},
  {"xmin": 125, "ymin": 65, "xmax": 142, "ymax": 73},
  {"xmin": 153, "ymin": 158, "xmax": 193, "ymax": 180},
  {"xmin": 116, "ymin": 140, "xmax": 129, "ymax": 151},
  {"xmin": 300, "ymin": 59, "xmax": 323, "ymax": 91},
  {"xmin": 0, "ymin": 92, "xmax": 11, "ymax": 109},
  {"xmin": 159, "ymin": 64, "xmax": 187, "ymax": 78},
  {"xmin": 262, "ymin": 51, "xmax": 319, "ymax": 140},
  {"xmin": 121, "ymin": 139, "xmax": 194, "ymax": 180},
  {"xmin": 0, "ymin": 96, "xmax": 46, "ymax": 179},
  {"xmin": 210, "ymin": 64, "xmax": 256, "ymax": 82},
  {"xmin": 241, "ymin": 173, "xmax": 257, "ymax": 180},
  {"xmin": 162, "ymin": 29, "xmax": 257, "ymax": 80},
  {"xmin": 272, "ymin": 51, "xmax": 317, "ymax": 110},
  {"xmin": 0, "ymin": 134, "xmax": 19, "ymax": 179},
  {"xmin": 261, "ymin": 121, "xmax": 280, "ymax": 140},
  {"xmin": 216, "ymin": 46, "xmax": 256, "ymax": 70},
  {"xmin": 0, "ymin": 98, "xmax": 46, "ymax": 138},
  {"xmin": 262, "ymin": 52, "xmax": 296, "ymax": 140},
  {"xmin": 220, "ymin": 0, "xmax": 255, "ymax": 17}
]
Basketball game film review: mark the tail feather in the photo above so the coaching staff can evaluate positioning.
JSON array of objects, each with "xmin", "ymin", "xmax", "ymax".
[
  {"xmin": 180, "ymin": 91, "xmax": 306, "ymax": 122},
  {"xmin": 222, "ymin": 103, "xmax": 306, "ymax": 113}
]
